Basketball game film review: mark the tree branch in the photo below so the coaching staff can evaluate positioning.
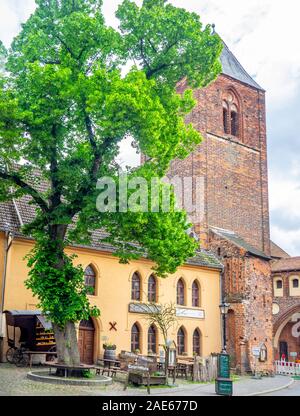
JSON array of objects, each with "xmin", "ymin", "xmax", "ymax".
[{"xmin": 0, "ymin": 170, "xmax": 49, "ymax": 213}]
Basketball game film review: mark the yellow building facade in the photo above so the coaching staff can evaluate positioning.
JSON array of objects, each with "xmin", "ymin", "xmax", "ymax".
[{"xmin": 0, "ymin": 230, "xmax": 223, "ymax": 363}]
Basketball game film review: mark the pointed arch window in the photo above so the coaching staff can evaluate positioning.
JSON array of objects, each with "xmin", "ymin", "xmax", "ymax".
[
  {"xmin": 84, "ymin": 265, "xmax": 96, "ymax": 295},
  {"xmin": 131, "ymin": 323, "xmax": 140, "ymax": 352},
  {"xmin": 223, "ymin": 101, "xmax": 230, "ymax": 134},
  {"xmin": 231, "ymin": 104, "xmax": 239, "ymax": 137},
  {"xmin": 192, "ymin": 280, "xmax": 200, "ymax": 307},
  {"xmin": 177, "ymin": 327, "xmax": 186, "ymax": 355},
  {"xmin": 177, "ymin": 278, "xmax": 185, "ymax": 305},
  {"xmin": 148, "ymin": 325, "xmax": 157, "ymax": 354},
  {"xmin": 131, "ymin": 272, "xmax": 141, "ymax": 301},
  {"xmin": 148, "ymin": 275, "xmax": 157, "ymax": 302},
  {"xmin": 223, "ymin": 91, "xmax": 241, "ymax": 138},
  {"xmin": 193, "ymin": 329, "xmax": 201, "ymax": 356}
]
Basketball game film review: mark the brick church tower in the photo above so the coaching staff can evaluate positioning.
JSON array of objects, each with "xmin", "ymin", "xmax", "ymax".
[{"xmin": 171, "ymin": 40, "xmax": 274, "ymax": 373}]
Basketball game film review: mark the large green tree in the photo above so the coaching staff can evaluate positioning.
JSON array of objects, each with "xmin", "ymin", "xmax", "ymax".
[{"xmin": 0, "ymin": 0, "xmax": 222, "ymax": 366}]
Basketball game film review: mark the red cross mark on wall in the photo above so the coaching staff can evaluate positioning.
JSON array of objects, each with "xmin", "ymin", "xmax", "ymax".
[{"xmin": 109, "ymin": 322, "xmax": 117, "ymax": 331}]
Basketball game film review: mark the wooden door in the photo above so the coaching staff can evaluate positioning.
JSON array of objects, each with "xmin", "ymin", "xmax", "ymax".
[{"xmin": 78, "ymin": 319, "xmax": 95, "ymax": 364}]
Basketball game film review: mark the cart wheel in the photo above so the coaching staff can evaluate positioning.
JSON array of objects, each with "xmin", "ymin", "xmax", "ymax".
[{"xmin": 6, "ymin": 347, "xmax": 16, "ymax": 364}]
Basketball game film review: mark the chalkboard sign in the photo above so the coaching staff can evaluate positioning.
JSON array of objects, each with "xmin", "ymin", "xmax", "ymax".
[
  {"xmin": 217, "ymin": 353, "xmax": 230, "ymax": 378},
  {"xmin": 215, "ymin": 378, "xmax": 233, "ymax": 396}
]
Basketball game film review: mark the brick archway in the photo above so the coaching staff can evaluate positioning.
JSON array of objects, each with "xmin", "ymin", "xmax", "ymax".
[{"xmin": 273, "ymin": 304, "xmax": 300, "ymax": 350}]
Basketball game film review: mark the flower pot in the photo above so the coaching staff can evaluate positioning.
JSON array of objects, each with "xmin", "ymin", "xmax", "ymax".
[{"xmin": 104, "ymin": 348, "xmax": 116, "ymax": 363}]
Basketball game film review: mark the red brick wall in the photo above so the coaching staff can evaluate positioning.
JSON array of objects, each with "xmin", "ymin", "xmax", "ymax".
[
  {"xmin": 172, "ymin": 74, "xmax": 270, "ymax": 255},
  {"xmin": 208, "ymin": 231, "xmax": 273, "ymax": 373}
]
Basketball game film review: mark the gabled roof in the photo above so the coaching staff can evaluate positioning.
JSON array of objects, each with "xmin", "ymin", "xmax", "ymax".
[
  {"xmin": 210, "ymin": 227, "xmax": 271, "ymax": 260},
  {"xmin": 272, "ymin": 257, "xmax": 300, "ymax": 273},
  {"xmin": 220, "ymin": 41, "xmax": 264, "ymax": 91},
  {"xmin": 270, "ymin": 241, "xmax": 290, "ymax": 259}
]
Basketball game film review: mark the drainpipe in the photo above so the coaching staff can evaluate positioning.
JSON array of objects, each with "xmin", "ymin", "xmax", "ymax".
[
  {"xmin": 0, "ymin": 232, "xmax": 14, "ymax": 337},
  {"xmin": 219, "ymin": 265, "xmax": 225, "ymax": 352}
]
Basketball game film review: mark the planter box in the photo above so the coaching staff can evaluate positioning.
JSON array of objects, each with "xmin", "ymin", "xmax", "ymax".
[{"xmin": 129, "ymin": 372, "xmax": 167, "ymax": 386}]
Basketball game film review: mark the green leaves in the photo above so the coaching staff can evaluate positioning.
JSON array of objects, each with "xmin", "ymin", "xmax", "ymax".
[
  {"xmin": 116, "ymin": 0, "xmax": 223, "ymax": 89},
  {"xmin": 0, "ymin": 0, "xmax": 222, "ymax": 325},
  {"xmin": 25, "ymin": 234, "xmax": 100, "ymax": 327}
]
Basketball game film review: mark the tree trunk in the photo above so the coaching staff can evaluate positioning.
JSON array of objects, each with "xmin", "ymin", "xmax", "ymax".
[
  {"xmin": 164, "ymin": 346, "xmax": 169, "ymax": 385},
  {"xmin": 53, "ymin": 321, "xmax": 80, "ymax": 367},
  {"xmin": 49, "ymin": 224, "xmax": 81, "ymax": 368}
]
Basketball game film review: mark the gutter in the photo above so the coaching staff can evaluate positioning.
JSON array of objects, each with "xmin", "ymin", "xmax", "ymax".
[{"xmin": 0, "ymin": 231, "xmax": 14, "ymax": 337}]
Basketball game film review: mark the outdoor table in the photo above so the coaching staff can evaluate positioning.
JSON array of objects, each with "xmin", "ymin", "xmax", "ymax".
[{"xmin": 96, "ymin": 358, "xmax": 121, "ymax": 377}]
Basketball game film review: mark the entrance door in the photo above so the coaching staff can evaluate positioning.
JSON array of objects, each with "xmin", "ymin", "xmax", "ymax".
[
  {"xmin": 279, "ymin": 341, "xmax": 288, "ymax": 360},
  {"xmin": 78, "ymin": 318, "xmax": 95, "ymax": 364}
]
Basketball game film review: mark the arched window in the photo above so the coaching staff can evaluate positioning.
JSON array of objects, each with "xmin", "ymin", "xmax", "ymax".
[
  {"xmin": 223, "ymin": 101, "xmax": 230, "ymax": 134},
  {"xmin": 222, "ymin": 91, "xmax": 241, "ymax": 138},
  {"xmin": 84, "ymin": 265, "xmax": 96, "ymax": 295},
  {"xmin": 231, "ymin": 104, "xmax": 239, "ymax": 137},
  {"xmin": 131, "ymin": 272, "xmax": 141, "ymax": 301},
  {"xmin": 148, "ymin": 275, "xmax": 157, "ymax": 302},
  {"xmin": 276, "ymin": 280, "xmax": 283, "ymax": 289},
  {"xmin": 131, "ymin": 323, "xmax": 140, "ymax": 352},
  {"xmin": 193, "ymin": 329, "xmax": 201, "ymax": 356},
  {"xmin": 177, "ymin": 327, "xmax": 186, "ymax": 355},
  {"xmin": 148, "ymin": 325, "xmax": 157, "ymax": 354},
  {"xmin": 192, "ymin": 280, "xmax": 200, "ymax": 307},
  {"xmin": 177, "ymin": 278, "xmax": 185, "ymax": 305},
  {"xmin": 293, "ymin": 279, "xmax": 299, "ymax": 288}
]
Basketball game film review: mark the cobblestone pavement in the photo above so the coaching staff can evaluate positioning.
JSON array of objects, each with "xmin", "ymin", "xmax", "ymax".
[{"xmin": 0, "ymin": 364, "xmax": 294, "ymax": 396}]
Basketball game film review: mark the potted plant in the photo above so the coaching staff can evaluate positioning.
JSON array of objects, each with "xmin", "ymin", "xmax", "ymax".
[{"xmin": 103, "ymin": 343, "xmax": 117, "ymax": 362}]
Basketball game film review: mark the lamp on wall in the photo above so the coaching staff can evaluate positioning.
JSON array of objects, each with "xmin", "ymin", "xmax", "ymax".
[{"xmin": 219, "ymin": 302, "xmax": 230, "ymax": 353}]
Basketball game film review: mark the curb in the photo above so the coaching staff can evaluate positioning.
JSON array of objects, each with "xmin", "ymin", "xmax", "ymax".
[
  {"xmin": 245, "ymin": 378, "xmax": 295, "ymax": 396},
  {"xmin": 27, "ymin": 371, "xmax": 112, "ymax": 386}
]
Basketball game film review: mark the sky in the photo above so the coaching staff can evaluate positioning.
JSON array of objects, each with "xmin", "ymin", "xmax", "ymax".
[{"xmin": 0, "ymin": 0, "xmax": 300, "ymax": 256}]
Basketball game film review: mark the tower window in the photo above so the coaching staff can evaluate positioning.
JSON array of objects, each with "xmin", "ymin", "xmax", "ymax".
[
  {"xmin": 223, "ymin": 101, "xmax": 230, "ymax": 134},
  {"xmin": 231, "ymin": 110, "xmax": 239, "ymax": 137},
  {"xmin": 276, "ymin": 280, "xmax": 283, "ymax": 289},
  {"xmin": 293, "ymin": 279, "xmax": 299, "ymax": 288},
  {"xmin": 222, "ymin": 92, "xmax": 241, "ymax": 138}
]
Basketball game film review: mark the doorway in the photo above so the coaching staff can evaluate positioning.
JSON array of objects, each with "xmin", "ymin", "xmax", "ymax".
[
  {"xmin": 78, "ymin": 318, "xmax": 95, "ymax": 364},
  {"xmin": 279, "ymin": 341, "xmax": 288, "ymax": 360}
]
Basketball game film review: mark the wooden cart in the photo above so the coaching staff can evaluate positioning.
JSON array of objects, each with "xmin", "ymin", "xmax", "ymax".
[{"xmin": 4, "ymin": 310, "xmax": 56, "ymax": 366}]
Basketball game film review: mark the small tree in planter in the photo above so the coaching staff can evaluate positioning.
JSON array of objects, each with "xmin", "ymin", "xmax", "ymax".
[{"xmin": 140, "ymin": 302, "xmax": 178, "ymax": 385}]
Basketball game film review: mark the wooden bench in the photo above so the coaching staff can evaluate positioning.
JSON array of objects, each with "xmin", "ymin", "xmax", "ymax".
[
  {"xmin": 46, "ymin": 362, "xmax": 95, "ymax": 377},
  {"xmin": 26, "ymin": 350, "xmax": 57, "ymax": 369}
]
